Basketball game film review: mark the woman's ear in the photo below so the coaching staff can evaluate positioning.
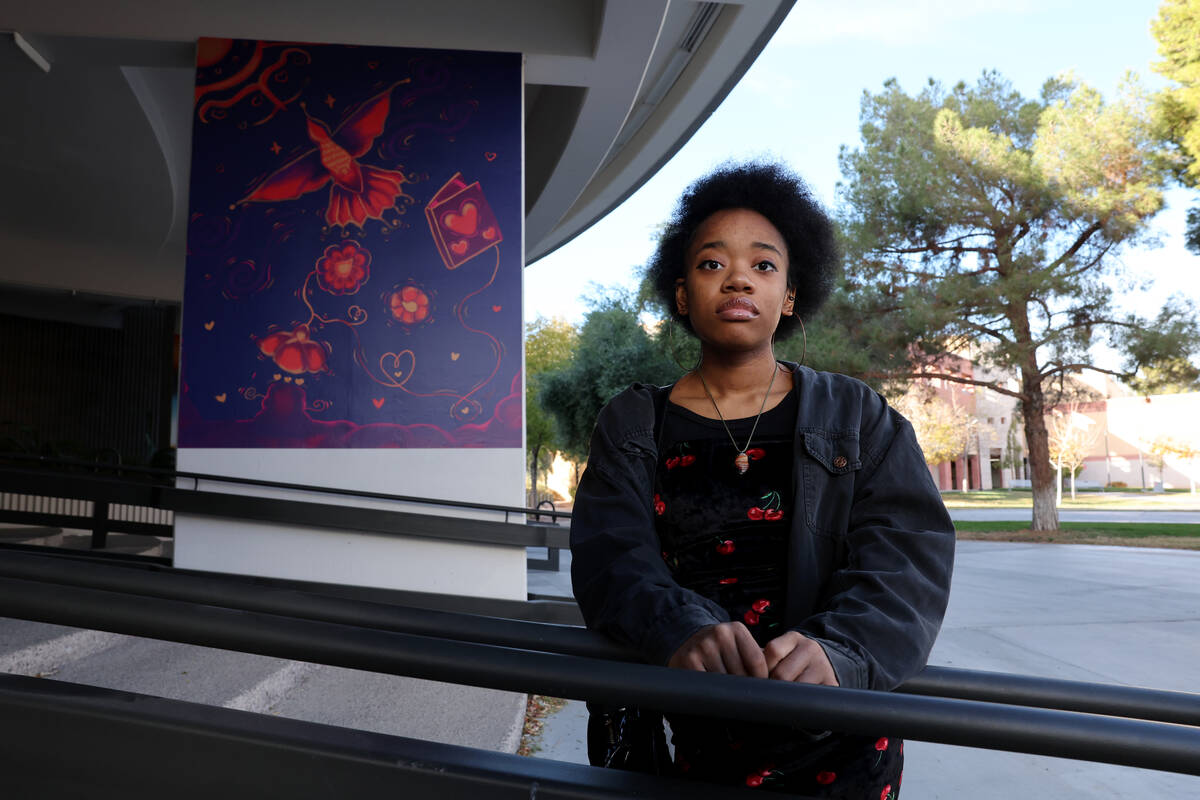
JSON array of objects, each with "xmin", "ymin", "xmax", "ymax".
[
  {"xmin": 675, "ymin": 279, "xmax": 688, "ymax": 315},
  {"xmin": 782, "ymin": 288, "xmax": 796, "ymax": 317}
]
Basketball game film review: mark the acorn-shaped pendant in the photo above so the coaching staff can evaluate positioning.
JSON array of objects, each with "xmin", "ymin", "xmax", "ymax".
[{"xmin": 734, "ymin": 451, "xmax": 750, "ymax": 475}]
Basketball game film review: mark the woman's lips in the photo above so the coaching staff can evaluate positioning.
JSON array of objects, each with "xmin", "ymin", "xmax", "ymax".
[{"xmin": 716, "ymin": 296, "xmax": 759, "ymax": 320}]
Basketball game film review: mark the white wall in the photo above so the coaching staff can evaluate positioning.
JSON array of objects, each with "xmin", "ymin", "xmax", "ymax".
[{"xmin": 174, "ymin": 447, "xmax": 527, "ymax": 599}]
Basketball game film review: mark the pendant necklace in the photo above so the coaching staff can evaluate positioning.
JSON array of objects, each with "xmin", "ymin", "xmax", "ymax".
[{"xmin": 696, "ymin": 361, "xmax": 779, "ymax": 475}]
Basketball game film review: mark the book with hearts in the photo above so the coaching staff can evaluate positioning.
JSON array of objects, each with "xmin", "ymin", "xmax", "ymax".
[{"xmin": 425, "ymin": 173, "xmax": 503, "ymax": 269}]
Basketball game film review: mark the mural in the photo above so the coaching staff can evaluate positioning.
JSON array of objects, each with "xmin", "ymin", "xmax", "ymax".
[{"xmin": 179, "ymin": 39, "xmax": 522, "ymax": 448}]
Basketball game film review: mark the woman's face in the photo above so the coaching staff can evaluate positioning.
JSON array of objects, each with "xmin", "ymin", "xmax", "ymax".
[{"xmin": 675, "ymin": 208, "xmax": 795, "ymax": 353}]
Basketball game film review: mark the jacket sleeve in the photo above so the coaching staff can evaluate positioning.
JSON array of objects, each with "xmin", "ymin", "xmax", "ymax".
[
  {"xmin": 570, "ymin": 394, "xmax": 730, "ymax": 666},
  {"xmin": 798, "ymin": 395, "xmax": 956, "ymax": 691}
]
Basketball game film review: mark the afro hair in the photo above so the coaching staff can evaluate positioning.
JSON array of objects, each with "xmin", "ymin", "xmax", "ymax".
[{"xmin": 645, "ymin": 160, "xmax": 839, "ymax": 340}]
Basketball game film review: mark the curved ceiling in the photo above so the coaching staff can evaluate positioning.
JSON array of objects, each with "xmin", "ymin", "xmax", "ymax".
[{"xmin": 0, "ymin": 0, "xmax": 793, "ymax": 301}]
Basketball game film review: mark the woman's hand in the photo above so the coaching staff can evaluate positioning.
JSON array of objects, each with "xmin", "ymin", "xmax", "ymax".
[
  {"xmin": 667, "ymin": 622, "xmax": 768, "ymax": 678},
  {"xmin": 763, "ymin": 631, "xmax": 839, "ymax": 685}
]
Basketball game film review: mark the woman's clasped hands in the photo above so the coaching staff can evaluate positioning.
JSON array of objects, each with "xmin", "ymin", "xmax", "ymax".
[{"xmin": 667, "ymin": 622, "xmax": 839, "ymax": 685}]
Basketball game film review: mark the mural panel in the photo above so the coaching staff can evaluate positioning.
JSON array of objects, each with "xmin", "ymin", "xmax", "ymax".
[{"xmin": 179, "ymin": 39, "xmax": 522, "ymax": 448}]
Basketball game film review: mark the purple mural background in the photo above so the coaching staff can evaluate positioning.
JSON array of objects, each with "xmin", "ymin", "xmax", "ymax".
[{"xmin": 179, "ymin": 38, "xmax": 522, "ymax": 448}]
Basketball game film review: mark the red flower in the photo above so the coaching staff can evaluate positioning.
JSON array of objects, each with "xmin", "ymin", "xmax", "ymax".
[
  {"xmin": 256, "ymin": 324, "xmax": 330, "ymax": 375},
  {"xmin": 665, "ymin": 456, "xmax": 681, "ymax": 469},
  {"xmin": 747, "ymin": 507, "xmax": 764, "ymax": 521},
  {"xmin": 875, "ymin": 737, "xmax": 889, "ymax": 752},
  {"xmin": 752, "ymin": 599, "xmax": 771, "ymax": 614},
  {"xmin": 880, "ymin": 784, "xmax": 893, "ymax": 800},
  {"xmin": 745, "ymin": 774, "xmax": 764, "ymax": 788},
  {"xmin": 815, "ymin": 771, "xmax": 836, "ymax": 785},
  {"xmin": 653, "ymin": 493, "xmax": 666, "ymax": 516},
  {"xmin": 316, "ymin": 240, "xmax": 370, "ymax": 294},
  {"xmin": 679, "ymin": 454, "xmax": 696, "ymax": 467},
  {"xmin": 389, "ymin": 285, "xmax": 431, "ymax": 325},
  {"xmin": 743, "ymin": 609, "xmax": 760, "ymax": 625},
  {"xmin": 719, "ymin": 577, "xmax": 739, "ymax": 585},
  {"xmin": 746, "ymin": 447, "xmax": 765, "ymax": 461},
  {"xmin": 764, "ymin": 509, "xmax": 784, "ymax": 521},
  {"xmin": 716, "ymin": 539, "xmax": 735, "ymax": 555}
]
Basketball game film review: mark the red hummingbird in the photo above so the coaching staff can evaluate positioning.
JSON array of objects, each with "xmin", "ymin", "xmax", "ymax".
[{"xmin": 238, "ymin": 83, "xmax": 410, "ymax": 230}]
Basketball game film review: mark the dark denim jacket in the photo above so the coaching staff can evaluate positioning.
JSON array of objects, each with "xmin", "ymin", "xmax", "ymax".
[{"xmin": 570, "ymin": 363, "xmax": 955, "ymax": 691}]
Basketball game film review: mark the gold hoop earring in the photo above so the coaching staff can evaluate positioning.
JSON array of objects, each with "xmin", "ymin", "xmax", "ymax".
[
  {"xmin": 667, "ymin": 318, "xmax": 701, "ymax": 373},
  {"xmin": 799, "ymin": 317, "xmax": 807, "ymax": 367}
]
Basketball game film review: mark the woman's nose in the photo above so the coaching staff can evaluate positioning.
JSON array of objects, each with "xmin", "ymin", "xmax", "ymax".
[{"xmin": 724, "ymin": 263, "xmax": 753, "ymax": 291}]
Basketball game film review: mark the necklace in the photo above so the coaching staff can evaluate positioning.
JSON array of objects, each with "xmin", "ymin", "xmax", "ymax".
[{"xmin": 696, "ymin": 362, "xmax": 779, "ymax": 475}]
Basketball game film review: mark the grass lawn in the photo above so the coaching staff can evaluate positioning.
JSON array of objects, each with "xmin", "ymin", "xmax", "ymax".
[
  {"xmin": 954, "ymin": 520, "xmax": 1200, "ymax": 550},
  {"xmin": 941, "ymin": 489, "xmax": 1200, "ymax": 510}
]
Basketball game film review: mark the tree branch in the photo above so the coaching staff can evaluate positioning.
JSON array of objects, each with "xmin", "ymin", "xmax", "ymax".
[
  {"xmin": 1044, "ymin": 220, "xmax": 1105, "ymax": 272},
  {"xmin": 864, "ymin": 369, "xmax": 1025, "ymax": 399},
  {"xmin": 1040, "ymin": 362, "xmax": 1131, "ymax": 381}
]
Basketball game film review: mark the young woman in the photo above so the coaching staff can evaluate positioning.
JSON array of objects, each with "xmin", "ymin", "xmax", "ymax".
[{"xmin": 569, "ymin": 161, "xmax": 955, "ymax": 797}]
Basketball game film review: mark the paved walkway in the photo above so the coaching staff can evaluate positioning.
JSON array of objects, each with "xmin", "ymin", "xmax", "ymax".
[
  {"xmin": 949, "ymin": 508, "xmax": 1200, "ymax": 523},
  {"xmin": 527, "ymin": 541, "xmax": 1200, "ymax": 796}
]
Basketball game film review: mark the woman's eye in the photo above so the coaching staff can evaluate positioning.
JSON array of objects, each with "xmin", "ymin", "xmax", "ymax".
[
  {"xmin": 754, "ymin": 261, "xmax": 778, "ymax": 272},
  {"xmin": 696, "ymin": 259, "xmax": 722, "ymax": 271}
]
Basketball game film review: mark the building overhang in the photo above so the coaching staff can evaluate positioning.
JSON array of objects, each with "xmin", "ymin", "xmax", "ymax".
[{"xmin": 0, "ymin": 0, "xmax": 793, "ymax": 301}]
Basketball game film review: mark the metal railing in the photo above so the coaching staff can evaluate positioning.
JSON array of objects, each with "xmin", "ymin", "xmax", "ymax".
[
  {"xmin": 5, "ymin": 458, "xmax": 1200, "ymax": 794},
  {"xmin": 0, "ymin": 458, "xmax": 570, "ymax": 571},
  {"xmin": 2, "ymin": 549, "xmax": 1199, "ymax": 780}
]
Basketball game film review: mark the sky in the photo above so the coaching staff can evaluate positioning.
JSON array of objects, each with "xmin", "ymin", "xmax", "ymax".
[{"xmin": 523, "ymin": 0, "xmax": 1198, "ymax": 355}]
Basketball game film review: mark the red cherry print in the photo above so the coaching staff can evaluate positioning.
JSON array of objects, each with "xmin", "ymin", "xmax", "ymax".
[
  {"xmin": 880, "ymin": 784, "xmax": 893, "ymax": 800},
  {"xmin": 743, "ymin": 609, "xmax": 760, "ymax": 625},
  {"xmin": 716, "ymin": 539, "xmax": 735, "ymax": 555},
  {"xmin": 745, "ymin": 774, "xmax": 764, "ymax": 788},
  {"xmin": 719, "ymin": 577, "xmax": 739, "ymax": 585},
  {"xmin": 665, "ymin": 456, "xmax": 681, "ymax": 469},
  {"xmin": 653, "ymin": 493, "xmax": 665, "ymax": 516},
  {"xmin": 752, "ymin": 599, "xmax": 771, "ymax": 614},
  {"xmin": 815, "ymin": 771, "xmax": 836, "ymax": 785},
  {"xmin": 746, "ymin": 447, "xmax": 765, "ymax": 461},
  {"xmin": 679, "ymin": 454, "xmax": 696, "ymax": 467},
  {"xmin": 747, "ymin": 507, "xmax": 765, "ymax": 521},
  {"xmin": 764, "ymin": 509, "xmax": 783, "ymax": 521},
  {"xmin": 875, "ymin": 736, "xmax": 889, "ymax": 751}
]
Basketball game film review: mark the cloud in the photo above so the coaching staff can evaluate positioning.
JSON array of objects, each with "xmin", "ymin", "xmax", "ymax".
[{"xmin": 772, "ymin": 0, "xmax": 1045, "ymax": 47}]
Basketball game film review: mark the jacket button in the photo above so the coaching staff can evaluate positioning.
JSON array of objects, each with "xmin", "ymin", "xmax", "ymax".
[{"xmin": 832, "ymin": 455, "xmax": 848, "ymax": 469}]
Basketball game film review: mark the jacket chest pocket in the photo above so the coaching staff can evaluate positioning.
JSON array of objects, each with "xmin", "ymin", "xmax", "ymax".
[{"xmin": 800, "ymin": 430, "xmax": 861, "ymax": 537}]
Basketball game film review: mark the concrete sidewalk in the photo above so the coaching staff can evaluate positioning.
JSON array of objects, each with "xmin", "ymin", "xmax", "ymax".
[
  {"xmin": 948, "ymin": 508, "xmax": 1200, "ymax": 523},
  {"xmin": 524, "ymin": 541, "xmax": 1200, "ymax": 796}
]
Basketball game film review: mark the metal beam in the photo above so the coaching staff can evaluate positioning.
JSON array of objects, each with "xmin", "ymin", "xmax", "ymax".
[
  {"xmin": 0, "ymin": 672, "xmax": 751, "ymax": 799},
  {"xmin": 2, "ymin": 573, "xmax": 1200, "ymax": 776}
]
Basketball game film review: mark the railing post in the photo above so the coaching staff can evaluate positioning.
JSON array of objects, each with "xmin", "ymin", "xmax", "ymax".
[{"xmin": 91, "ymin": 501, "xmax": 109, "ymax": 549}]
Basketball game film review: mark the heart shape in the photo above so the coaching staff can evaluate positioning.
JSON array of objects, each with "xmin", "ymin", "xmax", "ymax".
[
  {"xmin": 443, "ymin": 202, "xmax": 478, "ymax": 236},
  {"xmin": 481, "ymin": 226, "xmax": 496, "ymax": 241},
  {"xmin": 372, "ymin": 397, "xmax": 385, "ymax": 409},
  {"xmin": 450, "ymin": 352, "xmax": 460, "ymax": 361},
  {"xmin": 295, "ymin": 379, "xmax": 304, "ymax": 385},
  {"xmin": 204, "ymin": 320, "xmax": 215, "ymax": 331},
  {"xmin": 492, "ymin": 305, "xmax": 502, "ymax": 312},
  {"xmin": 381, "ymin": 350, "xmax": 415, "ymax": 387},
  {"xmin": 450, "ymin": 239, "xmax": 469, "ymax": 255},
  {"xmin": 215, "ymin": 393, "xmax": 227, "ymax": 403},
  {"xmin": 484, "ymin": 152, "xmax": 497, "ymax": 161}
]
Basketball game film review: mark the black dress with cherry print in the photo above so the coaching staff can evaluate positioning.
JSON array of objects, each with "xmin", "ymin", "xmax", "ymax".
[{"xmin": 655, "ymin": 390, "xmax": 903, "ymax": 798}]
